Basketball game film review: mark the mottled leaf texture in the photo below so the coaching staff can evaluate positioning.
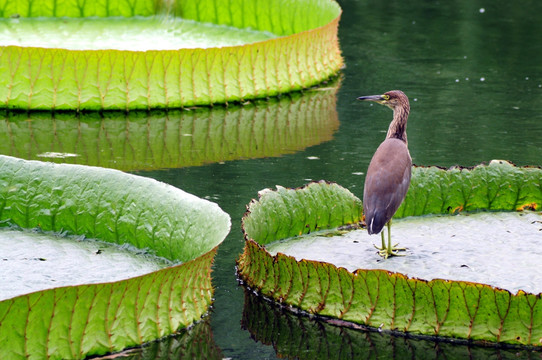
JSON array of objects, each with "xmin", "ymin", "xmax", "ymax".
[
  {"xmin": 238, "ymin": 161, "xmax": 542, "ymax": 346},
  {"xmin": 0, "ymin": 0, "xmax": 342, "ymax": 110},
  {"xmin": 0, "ymin": 86, "xmax": 339, "ymax": 171},
  {"xmin": 0, "ymin": 155, "xmax": 231, "ymax": 359}
]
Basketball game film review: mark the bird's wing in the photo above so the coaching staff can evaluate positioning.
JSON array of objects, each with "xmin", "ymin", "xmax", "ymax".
[{"xmin": 363, "ymin": 139, "xmax": 412, "ymax": 234}]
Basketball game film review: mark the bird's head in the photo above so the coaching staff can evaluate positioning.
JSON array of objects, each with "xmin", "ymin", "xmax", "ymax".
[{"xmin": 357, "ymin": 90, "xmax": 408, "ymax": 110}]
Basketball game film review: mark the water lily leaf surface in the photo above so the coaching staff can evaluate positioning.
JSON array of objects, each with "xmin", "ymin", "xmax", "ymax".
[
  {"xmin": 0, "ymin": 155, "xmax": 231, "ymax": 359},
  {"xmin": 0, "ymin": 17, "xmax": 276, "ymax": 50},
  {"xmin": 0, "ymin": 228, "xmax": 172, "ymax": 301},
  {"xmin": 238, "ymin": 161, "xmax": 542, "ymax": 346},
  {"xmin": 0, "ymin": 0, "xmax": 342, "ymax": 110},
  {"xmin": 267, "ymin": 211, "xmax": 542, "ymax": 294}
]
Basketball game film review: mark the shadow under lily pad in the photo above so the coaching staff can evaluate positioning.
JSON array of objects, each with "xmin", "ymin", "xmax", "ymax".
[{"xmin": 237, "ymin": 161, "xmax": 542, "ymax": 347}]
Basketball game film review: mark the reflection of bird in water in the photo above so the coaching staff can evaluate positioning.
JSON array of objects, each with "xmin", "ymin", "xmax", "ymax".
[{"xmin": 357, "ymin": 90, "xmax": 411, "ymax": 259}]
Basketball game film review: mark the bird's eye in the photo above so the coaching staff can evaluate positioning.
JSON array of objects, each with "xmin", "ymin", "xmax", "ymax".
[{"xmin": 382, "ymin": 94, "xmax": 390, "ymax": 100}]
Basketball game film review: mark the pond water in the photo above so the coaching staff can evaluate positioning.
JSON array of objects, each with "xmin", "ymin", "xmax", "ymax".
[
  {"xmin": 0, "ymin": 228, "xmax": 172, "ymax": 301},
  {"xmin": 0, "ymin": 16, "xmax": 275, "ymax": 50},
  {"xmin": 266, "ymin": 211, "xmax": 542, "ymax": 295},
  {"xmin": 2, "ymin": 0, "xmax": 542, "ymax": 358}
]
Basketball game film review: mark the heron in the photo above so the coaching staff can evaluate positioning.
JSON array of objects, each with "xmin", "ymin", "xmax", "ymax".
[{"xmin": 357, "ymin": 90, "xmax": 411, "ymax": 259}]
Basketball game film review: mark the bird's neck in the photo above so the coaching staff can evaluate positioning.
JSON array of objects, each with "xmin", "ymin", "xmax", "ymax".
[{"xmin": 386, "ymin": 104, "xmax": 410, "ymax": 143}]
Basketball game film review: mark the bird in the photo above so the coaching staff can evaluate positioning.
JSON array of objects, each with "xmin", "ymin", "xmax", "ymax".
[{"xmin": 357, "ymin": 90, "xmax": 412, "ymax": 259}]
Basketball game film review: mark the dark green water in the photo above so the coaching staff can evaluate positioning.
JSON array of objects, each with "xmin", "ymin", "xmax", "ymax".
[{"xmin": 4, "ymin": 0, "xmax": 542, "ymax": 358}]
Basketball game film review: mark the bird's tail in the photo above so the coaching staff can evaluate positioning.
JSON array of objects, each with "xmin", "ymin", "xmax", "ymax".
[{"xmin": 366, "ymin": 211, "xmax": 386, "ymax": 235}]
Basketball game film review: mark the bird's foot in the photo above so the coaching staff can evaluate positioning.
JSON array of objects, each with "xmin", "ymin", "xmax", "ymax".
[{"xmin": 373, "ymin": 244, "xmax": 406, "ymax": 259}]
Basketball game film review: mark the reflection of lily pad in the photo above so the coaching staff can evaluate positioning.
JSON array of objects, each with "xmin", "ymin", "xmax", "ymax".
[
  {"xmin": 0, "ymin": 86, "xmax": 339, "ymax": 170},
  {"xmin": 242, "ymin": 287, "xmax": 538, "ymax": 359},
  {"xmin": 0, "ymin": 155, "xmax": 231, "ymax": 358},
  {"xmin": 0, "ymin": 0, "xmax": 342, "ymax": 110},
  {"xmin": 238, "ymin": 161, "xmax": 542, "ymax": 346}
]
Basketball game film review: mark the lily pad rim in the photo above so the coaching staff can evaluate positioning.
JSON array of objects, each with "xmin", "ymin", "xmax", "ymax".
[{"xmin": 0, "ymin": 74, "xmax": 342, "ymax": 114}]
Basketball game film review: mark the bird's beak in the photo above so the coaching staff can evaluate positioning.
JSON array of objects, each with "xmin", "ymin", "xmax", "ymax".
[{"xmin": 357, "ymin": 95, "xmax": 385, "ymax": 102}]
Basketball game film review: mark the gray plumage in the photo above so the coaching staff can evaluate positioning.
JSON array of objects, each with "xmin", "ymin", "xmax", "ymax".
[
  {"xmin": 364, "ymin": 138, "xmax": 411, "ymax": 234},
  {"xmin": 357, "ymin": 90, "xmax": 411, "ymax": 258}
]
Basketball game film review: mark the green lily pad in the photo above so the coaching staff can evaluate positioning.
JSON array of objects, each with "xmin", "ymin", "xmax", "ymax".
[
  {"xmin": 0, "ymin": 0, "xmax": 342, "ymax": 110},
  {"xmin": 238, "ymin": 161, "xmax": 542, "ymax": 346},
  {"xmin": 0, "ymin": 155, "xmax": 231, "ymax": 358},
  {"xmin": 0, "ymin": 85, "xmax": 339, "ymax": 171}
]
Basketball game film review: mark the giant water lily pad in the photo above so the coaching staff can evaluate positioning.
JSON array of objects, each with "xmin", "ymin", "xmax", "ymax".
[
  {"xmin": 0, "ymin": 155, "xmax": 231, "ymax": 358},
  {"xmin": 0, "ymin": 0, "xmax": 342, "ymax": 110},
  {"xmin": 237, "ymin": 161, "xmax": 542, "ymax": 346},
  {"xmin": 0, "ymin": 85, "xmax": 339, "ymax": 170}
]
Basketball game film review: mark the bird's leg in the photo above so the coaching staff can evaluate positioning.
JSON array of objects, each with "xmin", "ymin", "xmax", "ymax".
[
  {"xmin": 386, "ymin": 220, "xmax": 406, "ymax": 257},
  {"xmin": 387, "ymin": 221, "xmax": 393, "ymax": 254},
  {"xmin": 374, "ymin": 231, "xmax": 391, "ymax": 258},
  {"xmin": 374, "ymin": 220, "xmax": 406, "ymax": 259}
]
